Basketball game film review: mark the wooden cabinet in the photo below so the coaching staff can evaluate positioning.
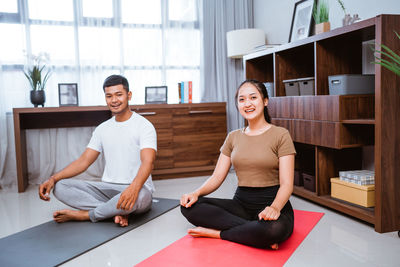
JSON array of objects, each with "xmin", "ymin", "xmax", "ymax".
[
  {"xmin": 244, "ymin": 15, "xmax": 400, "ymax": 233},
  {"xmin": 13, "ymin": 103, "xmax": 227, "ymax": 192},
  {"xmin": 135, "ymin": 103, "xmax": 227, "ymax": 179}
]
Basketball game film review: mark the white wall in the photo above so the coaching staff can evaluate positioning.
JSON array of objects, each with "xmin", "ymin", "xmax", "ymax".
[{"xmin": 254, "ymin": 0, "xmax": 400, "ymax": 45}]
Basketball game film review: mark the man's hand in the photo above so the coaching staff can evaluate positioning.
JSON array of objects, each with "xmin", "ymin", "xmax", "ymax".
[
  {"xmin": 117, "ymin": 185, "xmax": 139, "ymax": 211},
  {"xmin": 38, "ymin": 177, "xmax": 56, "ymax": 201}
]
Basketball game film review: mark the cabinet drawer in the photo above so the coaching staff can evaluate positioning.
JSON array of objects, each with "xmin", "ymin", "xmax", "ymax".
[
  {"xmin": 173, "ymin": 107, "xmax": 226, "ymax": 136},
  {"xmin": 132, "ymin": 108, "xmax": 173, "ymax": 129},
  {"xmin": 172, "ymin": 105, "xmax": 227, "ymax": 168}
]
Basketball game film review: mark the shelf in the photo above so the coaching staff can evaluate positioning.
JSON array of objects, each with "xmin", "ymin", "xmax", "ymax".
[
  {"xmin": 293, "ymin": 186, "xmax": 375, "ymax": 224},
  {"xmin": 341, "ymin": 119, "xmax": 375, "ymax": 125},
  {"xmin": 245, "ymin": 15, "xmax": 400, "ymax": 233}
]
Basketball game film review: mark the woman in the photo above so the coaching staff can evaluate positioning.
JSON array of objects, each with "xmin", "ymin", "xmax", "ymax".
[{"xmin": 180, "ymin": 79, "xmax": 296, "ymax": 249}]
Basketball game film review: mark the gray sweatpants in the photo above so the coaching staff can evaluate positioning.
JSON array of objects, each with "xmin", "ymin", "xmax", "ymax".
[{"xmin": 53, "ymin": 179, "xmax": 152, "ymax": 222}]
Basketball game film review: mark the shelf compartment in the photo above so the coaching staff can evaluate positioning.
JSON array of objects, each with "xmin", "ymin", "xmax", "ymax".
[
  {"xmin": 275, "ymin": 43, "xmax": 314, "ymax": 96},
  {"xmin": 245, "ymin": 53, "xmax": 274, "ymax": 83},
  {"xmin": 293, "ymin": 186, "xmax": 375, "ymax": 224}
]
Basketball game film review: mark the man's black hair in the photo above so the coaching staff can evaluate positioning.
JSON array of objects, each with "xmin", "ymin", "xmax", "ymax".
[{"xmin": 103, "ymin": 75, "xmax": 129, "ymax": 92}]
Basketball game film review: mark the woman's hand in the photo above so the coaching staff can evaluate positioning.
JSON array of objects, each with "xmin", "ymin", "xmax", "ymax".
[
  {"xmin": 180, "ymin": 192, "xmax": 199, "ymax": 208},
  {"xmin": 258, "ymin": 206, "xmax": 281, "ymax": 221}
]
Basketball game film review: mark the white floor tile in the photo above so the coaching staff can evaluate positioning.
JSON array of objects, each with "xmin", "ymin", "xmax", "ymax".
[{"xmin": 0, "ymin": 173, "xmax": 399, "ymax": 267}]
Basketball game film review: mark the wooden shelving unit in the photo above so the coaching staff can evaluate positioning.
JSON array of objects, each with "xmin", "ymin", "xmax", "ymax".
[{"xmin": 244, "ymin": 15, "xmax": 400, "ymax": 233}]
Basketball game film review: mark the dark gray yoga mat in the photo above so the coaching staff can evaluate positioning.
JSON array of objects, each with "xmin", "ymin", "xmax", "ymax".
[{"xmin": 0, "ymin": 198, "xmax": 179, "ymax": 267}]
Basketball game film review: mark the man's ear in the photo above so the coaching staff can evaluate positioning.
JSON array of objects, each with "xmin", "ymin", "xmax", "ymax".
[{"xmin": 128, "ymin": 91, "xmax": 132, "ymax": 101}]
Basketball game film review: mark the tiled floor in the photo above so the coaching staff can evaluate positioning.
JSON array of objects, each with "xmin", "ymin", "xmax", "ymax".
[{"xmin": 1, "ymin": 173, "xmax": 399, "ymax": 267}]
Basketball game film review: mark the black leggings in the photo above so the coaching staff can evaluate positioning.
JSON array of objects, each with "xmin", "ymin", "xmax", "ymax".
[{"xmin": 181, "ymin": 186, "xmax": 294, "ymax": 248}]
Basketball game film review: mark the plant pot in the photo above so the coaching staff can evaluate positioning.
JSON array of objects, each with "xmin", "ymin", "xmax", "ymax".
[
  {"xmin": 315, "ymin": 22, "xmax": 330, "ymax": 35},
  {"xmin": 30, "ymin": 90, "xmax": 46, "ymax": 107}
]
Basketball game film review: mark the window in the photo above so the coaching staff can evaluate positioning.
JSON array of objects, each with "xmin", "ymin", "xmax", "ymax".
[
  {"xmin": 0, "ymin": 0, "xmax": 18, "ymax": 13},
  {"xmin": 0, "ymin": 0, "xmax": 200, "ymax": 108}
]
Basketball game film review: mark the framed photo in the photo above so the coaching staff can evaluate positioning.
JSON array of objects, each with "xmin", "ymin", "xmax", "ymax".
[
  {"xmin": 289, "ymin": 0, "xmax": 315, "ymax": 43},
  {"xmin": 145, "ymin": 86, "xmax": 168, "ymax": 104},
  {"xmin": 58, "ymin": 83, "xmax": 79, "ymax": 106}
]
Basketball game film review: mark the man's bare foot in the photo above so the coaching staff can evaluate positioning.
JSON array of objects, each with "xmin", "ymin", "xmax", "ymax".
[
  {"xmin": 188, "ymin": 227, "xmax": 221, "ymax": 239},
  {"xmin": 114, "ymin": 215, "xmax": 129, "ymax": 227},
  {"xmin": 270, "ymin": 243, "xmax": 279, "ymax": 250},
  {"xmin": 53, "ymin": 209, "xmax": 89, "ymax": 223}
]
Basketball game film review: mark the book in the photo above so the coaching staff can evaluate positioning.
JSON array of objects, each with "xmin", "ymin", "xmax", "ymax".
[
  {"xmin": 184, "ymin": 81, "xmax": 189, "ymax": 104},
  {"xmin": 181, "ymin": 81, "xmax": 185, "ymax": 103},
  {"xmin": 178, "ymin": 83, "xmax": 182, "ymax": 103},
  {"xmin": 188, "ymin": 81, "xmax": 192, "ymax": 103}
]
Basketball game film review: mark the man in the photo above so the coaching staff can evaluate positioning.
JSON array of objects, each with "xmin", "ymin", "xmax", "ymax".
[{"xmin": 39, "ymin": 75, "xmax": 157, "ymax": 227}]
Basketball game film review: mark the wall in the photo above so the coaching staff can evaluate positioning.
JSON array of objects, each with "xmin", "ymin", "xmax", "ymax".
[{"xmin": 254, "ymin": 0, "xmax": 400, "ymax": 45}]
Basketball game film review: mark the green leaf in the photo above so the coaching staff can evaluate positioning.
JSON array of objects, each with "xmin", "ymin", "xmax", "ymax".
[
  {"xmin": 374, "ymin": 48, "xmax": 400, "ymax": 67},
  {"xmin": 373, "ymin": 59, "xmax": 400, "ymax": 76}
]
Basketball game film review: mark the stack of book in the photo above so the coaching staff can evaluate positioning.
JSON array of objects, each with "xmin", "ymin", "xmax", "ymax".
[{"xmin": 178, "ymin": 81, "xmax": 192, "ymax": 104}]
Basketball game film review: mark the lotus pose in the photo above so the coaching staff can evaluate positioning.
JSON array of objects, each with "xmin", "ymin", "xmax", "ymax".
[
  {"xmin": 181, "ymin": 79, "xmax": 296, "ymax": 249},
  {"xmin": 39, "ymin": 75, "xmax": 157, "ymax": 227}
]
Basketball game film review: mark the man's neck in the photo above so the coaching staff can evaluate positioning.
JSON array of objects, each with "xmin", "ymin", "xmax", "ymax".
[{"xmin": 114, "ymin": 108, "xmax": 133, "ymax": 122}]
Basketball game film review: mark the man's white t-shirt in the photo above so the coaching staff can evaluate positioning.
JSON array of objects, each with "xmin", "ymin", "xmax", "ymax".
[{"xmin": 87, "ymin": 112, "xmax": 157, "ymax": 193}]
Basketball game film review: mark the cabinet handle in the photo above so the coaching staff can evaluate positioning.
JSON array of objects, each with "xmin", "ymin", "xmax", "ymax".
[
  {"xmin": 189, "ymin": 110, "xmax": 213, "ymax": 114},
  {"xmin": 137, "ymin": 112, "xmax": 157, "ymax": 116}
]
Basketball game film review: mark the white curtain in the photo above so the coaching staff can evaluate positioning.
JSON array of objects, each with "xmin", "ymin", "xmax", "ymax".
[
  {"xmin": 0, "ymin": 0, "xmax": 201, "ymax": 188},
  {"xmin": 201, "ymin": 0, "xmax": 253, "ymax": 132}
]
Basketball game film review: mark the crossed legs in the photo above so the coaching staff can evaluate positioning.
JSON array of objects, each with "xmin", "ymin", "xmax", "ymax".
[
  {"xmin": 181, "ymin": 196, "xmax": 294, "ymax": 249},
  {"xmin": 53, "ymin": 179, "xmax": 152, "ymax": 226}
]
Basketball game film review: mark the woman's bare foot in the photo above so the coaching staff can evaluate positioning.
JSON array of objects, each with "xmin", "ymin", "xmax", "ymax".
[
  {"xmin": 188, "ymin": 227, "xmax": 221, "ymax": 239},
  {"xmin": 114, "ymin": 215, "xmax": 129, "ymax": 227},
  {"xmin": 53, "ymin": 209, "xmax": 89, "ymax": 223},
  {"xmin": 270, "ymin": 243, "xmax": 279, "ymax": 250}
]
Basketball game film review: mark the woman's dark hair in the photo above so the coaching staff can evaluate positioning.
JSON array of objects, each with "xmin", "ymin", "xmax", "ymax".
[
  {"xmin": 235, "ymin": 79, "xmax": 271, "ymax": 123},
  {"xmin": 103, "ymin": 74, "xmax": 129, "ymax": 92}
]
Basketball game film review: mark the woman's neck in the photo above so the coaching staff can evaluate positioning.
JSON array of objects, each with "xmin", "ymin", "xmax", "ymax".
[{"xmin": 245, "ymin": 118, "xmax": 270, "ymax": 135}]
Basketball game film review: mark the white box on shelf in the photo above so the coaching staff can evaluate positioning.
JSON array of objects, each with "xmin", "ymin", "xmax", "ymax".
[
  {"xmin": 297, "ymin": 77, "xmax": 315, "ymax": 95},
  {"xmin": 283, "ymin": 79, "xmax": 299, "ymax": 96}
]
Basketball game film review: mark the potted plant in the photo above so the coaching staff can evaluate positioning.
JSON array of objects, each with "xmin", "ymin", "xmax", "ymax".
[
  {"xmin": 313, "ymin": 0, "xmax": 330, "ymax": 34},
  {"xmin": 373, "ymin": 31, "xmax": 400, "ymax": 78},
  {"xmin": 23, "ymin": 52, "xmax": 51, "ymax": 107}
]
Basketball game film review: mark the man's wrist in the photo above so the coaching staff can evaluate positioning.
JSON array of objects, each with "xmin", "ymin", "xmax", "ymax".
[{"xmin": 50, "ymin": 175, "xmax": 58, "ymax": 183}]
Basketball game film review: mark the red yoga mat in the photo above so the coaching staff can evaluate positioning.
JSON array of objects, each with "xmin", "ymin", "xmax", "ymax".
[{"xmin": 136, "ymin": 209, "xmax": 324, "ymax": 267}]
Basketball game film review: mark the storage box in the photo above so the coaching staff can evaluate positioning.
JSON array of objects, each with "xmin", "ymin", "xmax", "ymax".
[
  {"xmin": 331, "ymin": 178, "xmax": 375, "ymax": 207},
  {"xmin": 303, "ymin": 173, "xmax": 315, "ymax": 192},
  {"xmin": 283, "ymin": 79, "xmax": 299, "ymax": 96},
  {"xmin": 297, "ymin": 77, "xmax": 315, "ymax": 95},
  {"xmin": 339, "ymin": 170, "xmax": 375, "ymax": 185},
  {"xmin": 263, "ymin": 82, "xmax": 275, "ymax": 97},
  {"xmin": 328, "ymin": 74, "xmax": 375, "ymax": 95},
  {"xmin": 294, "ymin": 170, "xmax": 303, "ymax": 186}
]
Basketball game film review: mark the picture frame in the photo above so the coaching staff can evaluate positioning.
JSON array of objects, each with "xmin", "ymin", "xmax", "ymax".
[
  {"xmin": 145, "ymin": 86, "xmax": 168, "ymax": 104},
  {"xmin": 58, "ymin": 83, "xmax": 79, "ymax": 106},
  {"xmin": 289, "ymin": 0, "xmax": 315, "ymax": 43}
]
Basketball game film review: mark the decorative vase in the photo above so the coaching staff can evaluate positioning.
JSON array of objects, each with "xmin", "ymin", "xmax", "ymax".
[
  {"xmin": 315, "ymin": 22, "xmax": 331, "ymax": 35},
  {"xmin": 30, "ymin": 90, "xmax": 46, "ymax": 107}
]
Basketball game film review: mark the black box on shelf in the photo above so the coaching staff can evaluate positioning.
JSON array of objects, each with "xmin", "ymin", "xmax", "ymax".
[
  {"xmin": 294, "ymin": 170, "xmax": 303, "ymax": 186},
  {"xmin": 303, "ymin": 173, "xmax": 315, "ymax": 192}
]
